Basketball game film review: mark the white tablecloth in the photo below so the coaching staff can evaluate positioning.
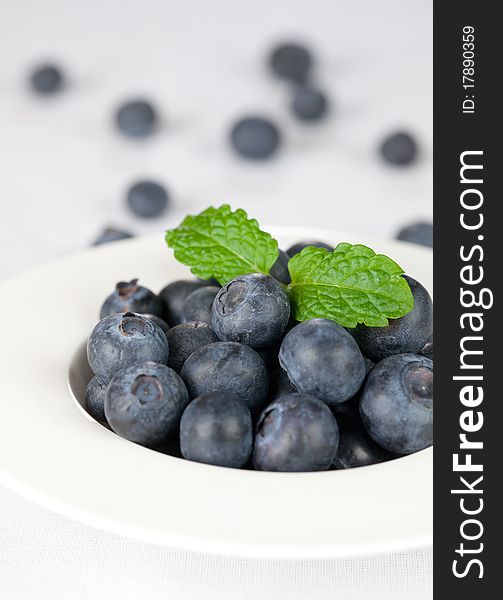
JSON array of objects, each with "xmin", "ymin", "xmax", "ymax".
[
  {"xmin": 0, "ymin": 487, "xmax": 432, "ymax": 599},
  {"xmin": 0, "ymin": 1, "xmax": 432, "ymax": 597}
]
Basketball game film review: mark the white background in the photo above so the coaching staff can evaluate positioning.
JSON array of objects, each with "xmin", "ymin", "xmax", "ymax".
[{"xmin": 0, "ymin": 0, "xmax": 432, "ymax": 598}]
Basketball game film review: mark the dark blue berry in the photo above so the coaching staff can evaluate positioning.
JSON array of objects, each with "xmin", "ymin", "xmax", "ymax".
[
  {"xmin": 180, "ymin": 341, "xmax": 269, "ymax": 412},
  {"xmin": 286, "ymin": 240, "xmax": 333, "ymax": 257},
  {"xmin": 198, "ymin": 277, "xmax": 221, "ymax": 287},
  {"xmin": 30, "ymin": 64, "xmax": 64, "ymax": 94},
  {"xmin": 182, "ymin": 286, "xmax": 220, "ymax": 325},
  {"xmin": 158, "ymin": 280, "xmax": 209, "ymax": 326},
  {"xmin": 420, "ymin": 338, "xmax": 433, "ymax": 360},
  {"xmin": 351, "ymin": 275, "xmax": 433, "ymax": 362},
  {"xmin": 380, "ymin": 131, "xmax": 417, "ymax": 166},
  {"xmin": 360, "ymin": 353, "xmax": 433, "ymax": 454},
  {"xmin": 105, "ymin": 361, "xmax": 188, "ymax": 447},
  {"xmin": 269, "ymin": 369, "xmax": 296, "ymax": 398},
  {"xmin": 85, "ymin": 376, "xmax": 108, "ymax": 424},
  {"xmin": 87, "ymin": 312, "xmax": 169, "ymax": 384},
  {"xmin": 180, "ymin": 392, "xmax": 252, "ymax": 468},
  {"xmin": 142, "ymin": 314, "xmax": 170, "ymax": 335},
  {"xmin": 270, "ymin": 43, "xmax": 312, "ymax": 82},
  {"xmin": 166, "ymin": 321, "xmax": 218, "ymax": 372},
  {"xmin": 93, "ymin": 227, "xmax": 133, "ymax": 246},
  {"xmin": 397, "ymin": 222, "xmax": 433, "ymax": 248},
  {"xmin": 331, "ymin": 393, "xmax": 361, "ymax": 423},
  {"xmin": 126, "ymin": 180, "xmax": 169, "ymax": 219},
  {"xmin": 291, "ymin": 87, "xmax": 328, "ymax": 121},
  {"xmin": 116, "ymin": 100, "xmax": 157, "ymax": 138},
  {"xmin": 330, "ymin": 358, "xmax": 374, "ymax": 426},
  {"xmin": 334, "ymin": 422, "xmax": 397, "ymax": 469},
  {"xmin": 100, "ymin": 279, "xmax": 163, "ymax": 319},
  {"xmin": 363, "ymin": 356, "xmax": 375, "ymax": 376},
  {"xmin": 253, "ymin": 393, "xmax": 339, "ymax": 472},
  {"xmin": 212, "ymin": 274, "xmax": 290, "ymax": 349},
  {"xmin": 257, "ymin": 342, "xmax": 281, "ymax": 372},
  {"xmin": 269, "ymin": 250, "xmax": 291, "ymax": 284},
  {"xmin": 230, "ymin": 117, "xmax": 280, "ymax": 160},
  {"xmin": 279, "ymin": 319, "xmax": 366, "ymax": 407}
]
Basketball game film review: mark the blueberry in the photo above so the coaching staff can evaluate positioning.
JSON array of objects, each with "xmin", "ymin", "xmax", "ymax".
[
  {"xmin": 100, "ymin": 279, "xmax": 163, "ymax": 320},
  {"xmin": 85, "ymin": 376, "xmax": 108, "ymax": 424},
  {"xmin": 212, "ymin": 274, "xmax": 290, "ymax": 349},
  {"xmin": 126, "ymin": 180, "xmax": 169, "ymax": 219},
  {"xmin": 279, "ymin": 319, "xmax": 365, "ymax": 407},
  {"xmin": 420, "ymin": 338, "xmax": 433, "ymax": 360},
  {"xmin": 351, "ymin": 275, "xmax": 433, "ymax": 362},
  {"xmin": 230, "ymin": 117, "xmax": 281, "ymax": 160},
  {"xmin": 87, "ymin": 312, "xmax": 169, "ymax": 384},
  {"xmin": 331, "ymin": 393, "xmax": 361, "ymax": 423},
  {"xmin": 158, "ymin": 280, "xmax": 209, "ymax": 326},
  {"xmin": 256, "ymin": 319, "xmax": 299, "ymax": 373},
  {"xmin": 182, "ymin": 286, "xmax": 220, "ymax": 325},
  {"xmin": 334, "ymin": 422, "xmax": 397, "ymax": 469},
  {"xmin": 166, "ymin": 321, "xmax": 218, "ymax": 372},
  {"xmin": 269, "ymin": 369, "xmax": 296, "ymax": 398},
  {"xmin": 363, "ymin": 356, "xmax": 375, "ymax": 376},
  {"xmin": 116, "ymin": 100, "xmax": 157, "ymax": 138},
  {"xmin": 253, "ymin": 393, "xmax": 339, "ymax": 472},
  {"xmin": 328, "ymin": 359, "xmax": 373, "ymax": 427},
  {"xmin": 269, "ymin": 250, "xmax": 291, "ymax": 284},
  {"xmin": 257, "ymin": 342, "xmax": 281, "ymax": 372},
  {"xmin": 93, "ymin": 227, "xmax": 134, "ymax": 246},
  {"xmin": 291, "ymin": 87, "xmax": 328, "ymax": 121},
  {"xmin": 397, "ymin": 222, "xmax": 433, "ymax": 248},
  {"xmin": 180, "ymin": 341, "xmax": 269, "ymax": 412},
  {"xmin": 30, "ymin": 64, "xmax": 64, "ymax": 94},
  {"xmin": 380, "ymin": 131, "xmax": 417, "ymax": 166},
  {"xmin": 286, "ymin": 240, "xmax": 333, "ymax": 257},
  {"xmin": 142, "ymin": 314, "xmax": 170, "ymax": 335},
  {"xmin": 105, "ymin": 361, "xmax": 188, "ymax": 447},
  {"xmin": 198, "ymin": 277, "xmax": 221, "ymax": 287},
  {"xmin": 180, "ymin": 392, "xmax": 252, "ymax": 468},
  {"xmin": 360, "ymin": 353, "xmax": 433, "ymax": 454},
  {"xmin": 269, "ymin": 43, "xmax": 312, "ymax": 82}
]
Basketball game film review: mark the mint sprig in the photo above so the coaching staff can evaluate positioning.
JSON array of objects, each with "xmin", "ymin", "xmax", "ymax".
[
  {"xmin": 288, "ymin": 244, "xmax": 413, "ymax": 327},
  {"xmin": 166, "ymin": 205, "xmax": 279, "ymax": 285},
  {"xmin": 166, "ymin": 206, "xmax": 414, "ymax": 327}
]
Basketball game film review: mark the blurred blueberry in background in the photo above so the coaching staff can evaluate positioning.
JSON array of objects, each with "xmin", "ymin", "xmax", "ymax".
[
  {"xmin": 291, "ymin": 86, "xmax": 329, "ymax": 121},
  {"xmin": 230, "ymin": 117, "xmax": 281, "ymax": 160},
  {"xmin": 116, "ymin": 99, "xmax": 158, "ymax": 138},
  {"xmin": 396, "ymin": 222, "xmax": 433, "ymax": 247},
  {"xmin": 30, "ymin": 64, "xmax": 64, "ymax": 94},
  {"xmin": 269, "ymin": 42, "xmax": 313, "ymax": 82},
  {"xmin": 93, "ymin": 227, "xmax": 134, "ymax": 246},
  {"xmin": 380, "ymin": 131, "xmax": 418, "ymax": 166},
  {"xmin": 126, "ymin": 181, "xmax": 169, "ymax": 218}
]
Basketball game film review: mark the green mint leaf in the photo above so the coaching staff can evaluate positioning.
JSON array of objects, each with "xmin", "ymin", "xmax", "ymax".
[
  {"xmin": 287, "ymin": 244, "xmax": 414, "ymax": 328},
  {"xmin": 165, "ymin": 204, "xmax": 279, "ymax": 285}
]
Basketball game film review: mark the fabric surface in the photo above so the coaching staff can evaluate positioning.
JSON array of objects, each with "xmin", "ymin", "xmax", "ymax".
[{"xmin": 0, "ymin": 486, "xmax": 432, "ymax": 600}]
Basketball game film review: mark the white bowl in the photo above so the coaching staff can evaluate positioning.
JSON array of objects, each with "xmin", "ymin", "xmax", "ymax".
[{"xmin": 0, "ymin": 227, "xmax": 432, "ymax": 558}]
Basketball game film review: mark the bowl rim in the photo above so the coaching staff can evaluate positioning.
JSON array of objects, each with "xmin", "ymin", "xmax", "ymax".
[{"xmin": 0, "ymin": 227, "xmax": 433, "ymax": 558}]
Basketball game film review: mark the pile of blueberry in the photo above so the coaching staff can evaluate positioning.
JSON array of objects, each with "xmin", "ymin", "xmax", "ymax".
[{"xmin": 85, "ymin": 239, "xmax": 433, "ymax": 472}]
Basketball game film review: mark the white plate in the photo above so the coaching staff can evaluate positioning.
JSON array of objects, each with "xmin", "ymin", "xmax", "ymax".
[{"xmin": 0, "ymin": 227, "xmax": 432, "ymax": 558}]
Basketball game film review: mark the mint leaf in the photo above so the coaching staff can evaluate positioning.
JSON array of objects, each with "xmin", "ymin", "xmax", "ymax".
[
  {"xmin": 288, "ymin": 244, "xmax": 414, "ymax": 327},
  {"xmin": 166, "ymin": 205, "xmax": 279, "ymax": 285}
]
